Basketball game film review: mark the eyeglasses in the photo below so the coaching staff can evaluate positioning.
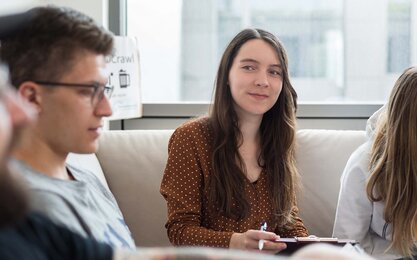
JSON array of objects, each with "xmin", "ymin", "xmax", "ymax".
[{"xmin": 33, "ymin": 81, "xmax": 114, "ymax": 106}]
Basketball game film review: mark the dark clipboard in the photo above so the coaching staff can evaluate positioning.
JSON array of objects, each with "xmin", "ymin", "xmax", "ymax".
[{"xmin": 274, "ymin": 237, "xmax": 357, "ymax": 255}]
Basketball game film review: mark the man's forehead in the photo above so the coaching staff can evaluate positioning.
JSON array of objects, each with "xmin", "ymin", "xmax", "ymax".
[{"xmin": 61, "ymin": 52, "xmax": 109, "ymax": 82}]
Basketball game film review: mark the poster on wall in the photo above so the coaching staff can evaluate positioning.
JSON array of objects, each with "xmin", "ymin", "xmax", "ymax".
[{"xmin": 106, "ymin": 36, "xmax": 142, "ymax": 120}]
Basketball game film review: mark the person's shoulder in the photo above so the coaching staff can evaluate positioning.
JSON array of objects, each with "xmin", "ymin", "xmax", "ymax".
[
  {"xmin": 173, "ymin": 116, "xmax": 211, "ymax": 137},
  {"xmin": 11, "ymin": 159, "xmax": 45, "ymax": 182},
  {"xmin": 28, "ymin": 189, "xmax": 74, "ymax": 219},
  {"xmin": 350, "ymin": 141, "xmax": 372, "ymax": 159},
  {"xmin": 346, "ymin": 141, "xmax": 372, "ymax": 171},
  {"xmin": 176, "ymin": 116, "xmax": 210, "ymax": 131},
  {"xmin": 168, "ymin": 116, "xmax": 212, "ymax": 149},
  {"xmin": 66, "ymin": 164, "xmax": 116, "ymax": 202},
  {"xmin": 25, "ymin": 212, "xmax": 54, "ymax": 226},
  {"xmin": 14, "ymin": 161, "xmax": 62, "ymax": 192},
  {"xmin": 0, "ymin": 213, "xmax": 54, "ymax": 260},
  {"xmin": 66, "ymin": 164, "xmax": 99, "ymax": 183},
  {"xmin": 13, "ymin": 212, "xmax": 58, "ymax": 233},
  {"xmin": 340, "ymin": 141, "xmax": 372, "ymax": 184}
]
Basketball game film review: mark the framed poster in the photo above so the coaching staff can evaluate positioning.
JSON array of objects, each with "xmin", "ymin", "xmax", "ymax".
[{"xmin": 106, "ymin": 36, "xmax": 142, "ymax": 120}]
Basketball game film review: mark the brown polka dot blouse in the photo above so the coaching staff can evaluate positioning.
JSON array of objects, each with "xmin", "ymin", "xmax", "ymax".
[{"xmin": 160, "ymin": 117, "xmax": 308, "ymax": 247}]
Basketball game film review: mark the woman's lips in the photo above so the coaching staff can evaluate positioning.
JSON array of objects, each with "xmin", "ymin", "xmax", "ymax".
[{"xmin": 249, "ymin": 93, "xmax": 268, "ymax": 100}]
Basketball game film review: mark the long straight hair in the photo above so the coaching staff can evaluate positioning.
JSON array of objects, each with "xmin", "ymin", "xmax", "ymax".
[
  {"xmin": 209, "ymin": 28, "xmax": 298, "ymax": 225},
  {"xmin": 367, "ymin": 67, "xmax": 417, "ymax": 257}
]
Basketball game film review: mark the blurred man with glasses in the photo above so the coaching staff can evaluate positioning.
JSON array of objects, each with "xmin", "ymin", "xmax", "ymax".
[
  {"xmin": 0, "ymin": 6, "xmax": 135, "ymax": 249},
  {"xmin": 0, "ymin": 64, "xmax": 119, "ymax": 259}
]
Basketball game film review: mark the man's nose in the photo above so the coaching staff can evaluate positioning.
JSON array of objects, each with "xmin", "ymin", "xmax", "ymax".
[{"xmin": 94, "ymin": 95, "xmax": 113, "ymax": 118}]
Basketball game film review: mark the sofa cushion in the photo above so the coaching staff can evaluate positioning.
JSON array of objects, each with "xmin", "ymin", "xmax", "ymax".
[
  {"xmin": 95, "ymin": 129, "xmax": 367, "ymax": 247},
  {"xmin": 295, "ymin": 129, "xmax": 366, "ymax": 237},
  {"xmin": 97, "ymin": 130, "xmax": 173, "ymax": 247}
]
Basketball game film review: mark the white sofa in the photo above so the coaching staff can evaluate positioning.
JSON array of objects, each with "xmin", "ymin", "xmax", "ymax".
[{"xmin": 67, "ymin": 129, "xmax": 367, "ymax": 247}]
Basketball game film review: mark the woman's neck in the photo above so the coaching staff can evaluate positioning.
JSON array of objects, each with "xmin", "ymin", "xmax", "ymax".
[
  {"xmin": 238, "ymin": 114, "xmax": 262, "ymax": 143},
  {"xmin": 238, "ymin": 118, "xmax": 263, "ymax": 183}
]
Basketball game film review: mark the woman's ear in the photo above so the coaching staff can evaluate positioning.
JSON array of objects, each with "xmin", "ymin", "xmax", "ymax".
[{"xmin": 17, "ymin": 82, "xmax": 42, "ymax": 112}]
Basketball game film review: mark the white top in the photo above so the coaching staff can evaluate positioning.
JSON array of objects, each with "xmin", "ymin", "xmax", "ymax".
[{"xmin": 333, "ymin": 106, "xmax": 402, "ymax": 259}]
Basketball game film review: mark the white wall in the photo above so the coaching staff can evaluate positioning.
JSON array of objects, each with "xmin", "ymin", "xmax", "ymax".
[
  {"xmin": 38, "ymin": 0, "xmax": 108, "ymax": 26},
  {"xmin": 0, "ymin": 0, "xmax": 36, "ymax": 15},
  {"xmin": 344, "ymin": 0, "xmax": 389, "ymax": 101},
  {"xmin": 0, "ymin": 0, "xmax": 107, "ymax": 27}
]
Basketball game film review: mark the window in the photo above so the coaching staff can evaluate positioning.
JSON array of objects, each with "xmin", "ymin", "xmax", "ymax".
[
  {"xmin": 127, "ymin": 0, "xmax": 416, "ymax": 103},
  {"xmin": 387, "ymin": 0, "xmax": 411, "ymax": 73}
]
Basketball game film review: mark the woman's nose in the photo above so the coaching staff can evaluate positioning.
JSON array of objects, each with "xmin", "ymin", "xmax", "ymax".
[{"xmin": 255, "ymin": 72, "xmax": 269, "ymax": 87}]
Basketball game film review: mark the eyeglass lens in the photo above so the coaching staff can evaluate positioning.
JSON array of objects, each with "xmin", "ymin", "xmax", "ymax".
[{"xmin": 93, "ymin": 85, "xmax": 113, "ymax": 105}]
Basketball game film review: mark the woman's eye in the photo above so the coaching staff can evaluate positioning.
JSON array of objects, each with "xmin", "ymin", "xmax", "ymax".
[
  {"xmin": 269, "ymin": 70, "xmax": 282, "ymax": 76},
  {"xmin": 242, "ymin": 65, "xmax": 255, "ymax": 71}
]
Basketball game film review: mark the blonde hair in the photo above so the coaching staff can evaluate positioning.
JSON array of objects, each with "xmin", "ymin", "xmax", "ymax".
[{"xmin": 367, "ymin": 67, "xmax": 417, "ymax": 257}]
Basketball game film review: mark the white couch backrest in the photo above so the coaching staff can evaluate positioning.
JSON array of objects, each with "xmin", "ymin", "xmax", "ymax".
[
  {"xmin": 97, "ymin": 130, "xmax": 173, "ymax": 247},
  {"xmin": 295, "ymin": 129, "xmax": 366, "ymax": 237},
  {"xmin": 91, "ymin": 129, "xmax": 367, "ymax": 247}
]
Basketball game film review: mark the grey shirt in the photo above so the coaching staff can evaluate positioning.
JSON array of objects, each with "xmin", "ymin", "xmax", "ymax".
[{"xmin": 13, "ymin": 159, "xmax": 135, "ymax": 249}]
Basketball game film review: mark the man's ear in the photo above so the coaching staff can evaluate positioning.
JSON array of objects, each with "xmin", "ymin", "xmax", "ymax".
[{"xmin": 17, "ymin": 82, "xmax": 42, "ymax": 112}]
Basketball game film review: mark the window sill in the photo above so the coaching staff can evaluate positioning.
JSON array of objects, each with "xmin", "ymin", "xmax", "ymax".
[{"xmin": 137, "ymin": 102, "xmax": 383, "ymax": 119}]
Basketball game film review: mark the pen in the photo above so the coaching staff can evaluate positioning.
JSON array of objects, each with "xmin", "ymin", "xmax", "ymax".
[{"xmin": 258, "ymin": 222, "xmax": 267, "ymax": 250}]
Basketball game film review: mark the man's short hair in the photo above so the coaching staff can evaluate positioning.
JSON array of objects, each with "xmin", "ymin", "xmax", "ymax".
[{"xmin": 0, "ymin": 6, "xmax": 114, "ymax": 88}]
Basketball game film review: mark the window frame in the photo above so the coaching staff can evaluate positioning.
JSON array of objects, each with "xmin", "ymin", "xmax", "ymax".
[{"xmin": 109, "ymin": 0, "xmax": 384, "ymax": 123}]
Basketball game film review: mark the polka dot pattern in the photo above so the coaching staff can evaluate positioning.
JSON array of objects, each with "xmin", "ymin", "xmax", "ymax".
[{"xmin": 160, "ymin": 117, "xmax": 308, "ymax": 247}]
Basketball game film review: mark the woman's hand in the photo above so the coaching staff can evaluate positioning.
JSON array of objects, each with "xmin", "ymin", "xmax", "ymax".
[{"xmin": 229, "ymin": 230, "xmax": 287, "ymax": 254}]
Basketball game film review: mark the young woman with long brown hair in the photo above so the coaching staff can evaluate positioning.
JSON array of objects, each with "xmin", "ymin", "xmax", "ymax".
[
  {"xmin": 160, "ymin": 28, "xmax": 308, "ymax": 254},
  {"xmin": 334, "ymin": 66, "xmax": 417, "ymax": 259}
]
